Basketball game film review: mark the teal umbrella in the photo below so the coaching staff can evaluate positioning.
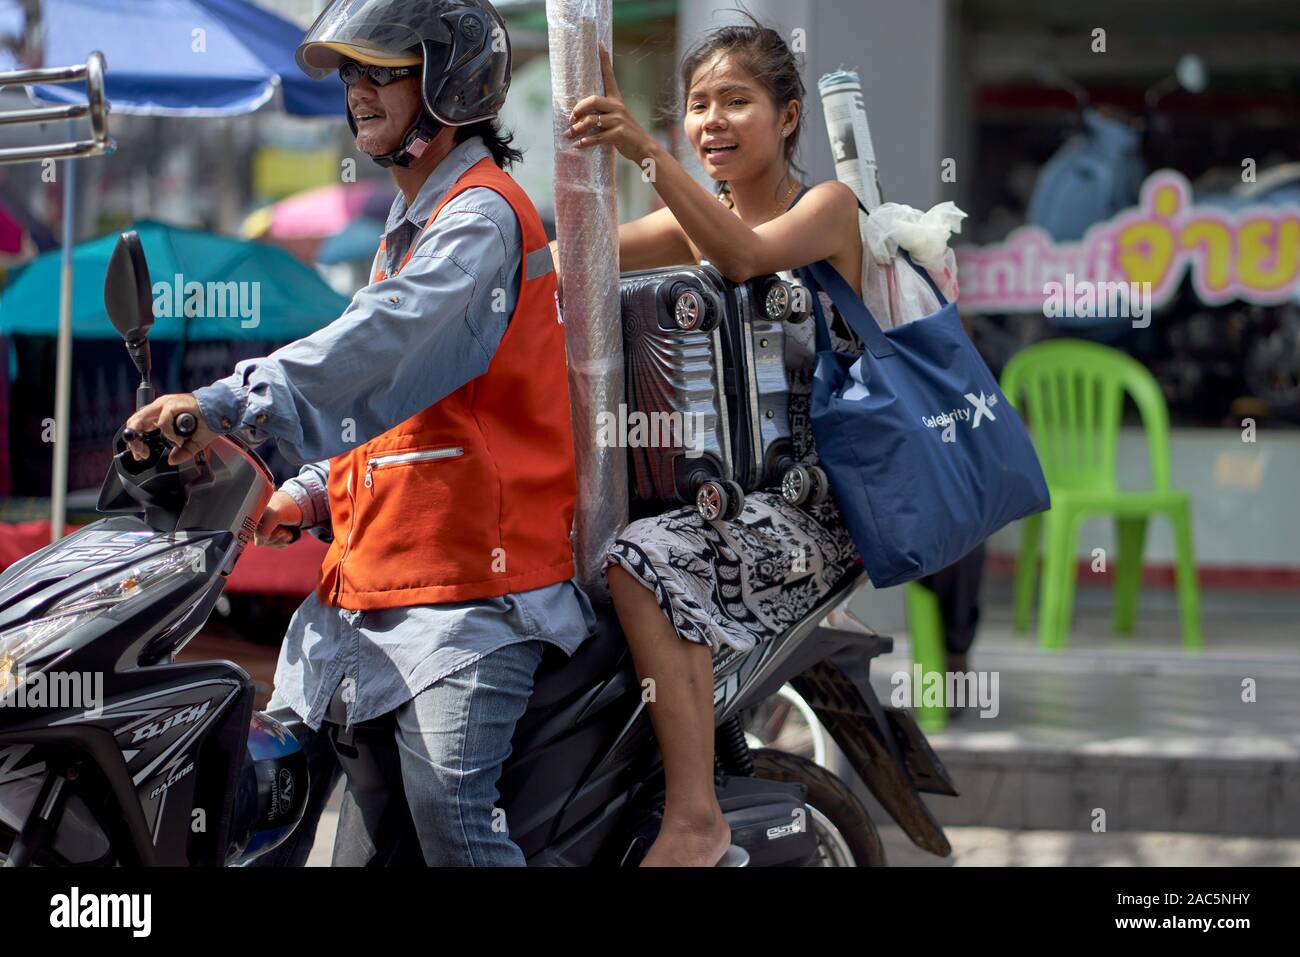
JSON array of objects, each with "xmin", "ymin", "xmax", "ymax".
[
  {"xmin": 316, "ymin": 217, "xmax": 385, "ymax": 267},
  {"xmin": 0, "ymin": 219, "xmax": 348, "ymax": 340}
]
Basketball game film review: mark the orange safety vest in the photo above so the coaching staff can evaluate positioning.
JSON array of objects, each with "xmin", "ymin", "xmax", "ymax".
[{"xmin": 315, "ymin": 157, "xmax": 577, "ymax": 609}]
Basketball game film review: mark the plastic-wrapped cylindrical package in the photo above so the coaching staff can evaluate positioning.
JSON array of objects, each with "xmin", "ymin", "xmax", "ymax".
[{"xmin": 546, "ymin": 0, "xmax": 625, "ymax": 598}]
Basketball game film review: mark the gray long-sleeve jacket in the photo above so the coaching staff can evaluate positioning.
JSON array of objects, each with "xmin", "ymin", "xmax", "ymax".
[{"xmin": 193, "ymin": 136, "xmax": 593, "ymax": 729}]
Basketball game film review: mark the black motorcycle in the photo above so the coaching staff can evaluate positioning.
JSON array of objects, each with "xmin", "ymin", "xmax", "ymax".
[{"xmin": 0, "ymin": 232, "xmax": 957, "ymax": 867}]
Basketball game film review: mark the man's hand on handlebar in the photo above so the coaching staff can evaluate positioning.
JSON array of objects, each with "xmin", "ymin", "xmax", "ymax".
[
  {"xmin": 255, "ymin": 491, "xmax": 304, "ymax": 548},
  {"xmin": 124, "ymin": 393, "xmax": 216, "ymax": 465}
]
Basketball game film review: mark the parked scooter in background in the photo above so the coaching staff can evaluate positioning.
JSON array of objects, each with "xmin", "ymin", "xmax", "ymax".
[{"xmin": 1026, "ymin": 55, "xmax": 1205, "ymax": 243}]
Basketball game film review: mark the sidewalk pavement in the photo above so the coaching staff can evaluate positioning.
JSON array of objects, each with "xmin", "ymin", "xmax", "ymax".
[
  {"xmin": 302, "ymin": 791, "xmax": 1300, "ymax": 866},
  {"xmin": 856, "ymin": 582, "xmax": 1300, "ymax": 840},
  {"xmin": 878, "ymin": 825, "xmax": 1300, "ymax": 866}
]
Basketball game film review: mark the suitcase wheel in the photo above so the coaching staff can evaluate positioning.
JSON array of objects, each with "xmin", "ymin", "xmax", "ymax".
[
  {"xmin": 781, "ymin": 465, "xmax": 811, "ymax": 506},
  {"xmin": 696, "ymin": 480, "xmax": 728, "ymax": 521},
  {"xmin": 696, "ymin": 479, "xmax": 745, "ymax": 522},
  {"xmin": 762, "ymin": 279, "xmax": 795, "ymax": 322},
  {"xmin": 807, "ymin": 465, "xmax": 830, "ymax": 506},
  {"xmin": 781, "ymin": 464, "xmax": 830, "ymax": 508},
  {"xmin": 721, "ymin": 480, "xmax": 745, "ymax": 520},
  {"xmin": 770, "ymin": 278, "xmax": 811, "ymax": 323},
  {"xmin": 672, "ymin": 284, "xmax": 721, "ymax": 332}
]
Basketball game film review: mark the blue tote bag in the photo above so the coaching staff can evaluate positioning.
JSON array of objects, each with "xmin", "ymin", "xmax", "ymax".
[{"xmin": 793, "ymin": 212, "xmax": 1050, "ymax": 588}]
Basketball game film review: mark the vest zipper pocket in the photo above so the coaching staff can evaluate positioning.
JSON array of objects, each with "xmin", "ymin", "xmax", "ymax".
[
  {"xmin": 364, "ymin": 446, "xmax": 465, "ymax": 489},
  {"xmin": 333, "ymin": 467, "xmax": 358, "ymax": 604}
]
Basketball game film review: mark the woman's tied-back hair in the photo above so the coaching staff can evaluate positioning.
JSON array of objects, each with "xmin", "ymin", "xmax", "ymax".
[{"xmin": 678, "ymin": 9, "xmax": 807, "ymax": 208}]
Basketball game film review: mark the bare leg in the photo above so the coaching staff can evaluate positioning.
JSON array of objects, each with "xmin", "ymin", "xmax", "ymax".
[{"xmin": 607, "ymin": 564, "xmax": 731, "ymax": 866}]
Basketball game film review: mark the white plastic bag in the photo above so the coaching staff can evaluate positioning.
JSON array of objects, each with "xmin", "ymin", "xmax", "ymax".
[{"xmin": 859, "ymin": 201, "xmax": 965, "ymax": 330}]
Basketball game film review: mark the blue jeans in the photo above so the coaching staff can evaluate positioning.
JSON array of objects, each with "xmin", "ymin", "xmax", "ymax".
[{"xmin": 250, "ymin": 640, "xmax": 543, "ymax": 867}]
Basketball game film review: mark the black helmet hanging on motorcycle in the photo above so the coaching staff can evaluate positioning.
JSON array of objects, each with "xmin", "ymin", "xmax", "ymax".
[{"xmin": 296, "ymin": 0, "xmax": 512, "ymax": 167}]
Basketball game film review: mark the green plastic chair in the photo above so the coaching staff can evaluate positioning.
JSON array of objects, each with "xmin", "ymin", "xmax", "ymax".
[
  {"xmin": 999, "ymin": 340, "xmax": 1203, "ymax": 651},
  {"xmin": 904, "ymin": 582, "xmax": 948, "ymax": 732}
]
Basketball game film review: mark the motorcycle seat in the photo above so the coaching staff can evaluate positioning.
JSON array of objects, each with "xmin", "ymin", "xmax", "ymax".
[
  {"xmin": 316, "ymin": 600, "xmax": 628, "ymax": 730},
  {"xmin": 527, "ymin": 597, "xmax": 630, "ymax": 711}
]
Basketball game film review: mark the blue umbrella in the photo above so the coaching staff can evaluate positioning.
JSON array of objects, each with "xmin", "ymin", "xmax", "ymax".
[{"xmin": 0, "ymin": 0, "xmax": 344, "ymax": 117}]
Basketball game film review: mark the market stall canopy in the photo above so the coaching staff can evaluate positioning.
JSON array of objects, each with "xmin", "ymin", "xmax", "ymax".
[
  {"xmin": 0, "ymin": 219, "xmax": 349, "ymax": 340},
  {"xmin": 0, "ymin": 0, "xmax": 345, "ymax": 117}
]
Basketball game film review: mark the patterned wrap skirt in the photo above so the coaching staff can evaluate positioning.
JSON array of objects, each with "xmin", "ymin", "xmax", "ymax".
[{"xmin": 606, "ymin": 284, "xmax": 863, "ymax": 654}]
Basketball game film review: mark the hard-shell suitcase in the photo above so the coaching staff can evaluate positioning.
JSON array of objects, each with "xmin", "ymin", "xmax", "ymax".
[{"xmin": 619, "ymin": 263, "xmax": 828, "ymax": 521}]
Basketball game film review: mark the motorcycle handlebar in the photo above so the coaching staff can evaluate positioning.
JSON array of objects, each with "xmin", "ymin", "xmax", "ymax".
[{"xmin": 122, "ymin": 410, "xmax": 196, "ymax": 452}]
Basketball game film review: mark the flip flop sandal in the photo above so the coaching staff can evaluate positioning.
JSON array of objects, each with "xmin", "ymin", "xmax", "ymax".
[{"xmin": 715, "ymin": 844, "xmax": 750, "ymax": 867}]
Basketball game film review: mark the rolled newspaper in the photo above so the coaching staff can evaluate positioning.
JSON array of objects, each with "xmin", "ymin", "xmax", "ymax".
[
  {"xmin": 818, "ymin": 69, "xmax": 882, "ymax": 211},
  {"xmin": 546, "ymin": 0, "xmax": 626, "ymax": 598}
]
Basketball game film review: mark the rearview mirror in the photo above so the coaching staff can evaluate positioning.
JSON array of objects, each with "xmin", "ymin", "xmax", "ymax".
[
  {"xmin": 105, "ymin": 230, "xmax": 153, "ymax": 342},
  {"xmin": 105, "ymin": 230, "xmax": 156, "ymax": 406}
]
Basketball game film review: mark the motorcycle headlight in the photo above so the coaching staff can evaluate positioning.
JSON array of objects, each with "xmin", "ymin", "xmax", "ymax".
[{"xmin": 0, "ymin": 545, "xmax": 205, "ymax": 697}]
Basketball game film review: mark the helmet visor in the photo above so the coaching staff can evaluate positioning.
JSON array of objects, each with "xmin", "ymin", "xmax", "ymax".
[{"xmin": 296, "ymin": 0, "xmax": 453, "ymax": 78}]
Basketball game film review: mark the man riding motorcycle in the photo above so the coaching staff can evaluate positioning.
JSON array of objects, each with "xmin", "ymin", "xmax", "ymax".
[{"xmin": 124, "ymin": 0, "xmax": 594, "ymax": 866}]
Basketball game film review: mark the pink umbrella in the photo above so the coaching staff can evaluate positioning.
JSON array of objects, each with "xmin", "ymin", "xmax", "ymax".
[{"xmin": 243, "ymin": 180, "xmax": 392, "ymax": 241}]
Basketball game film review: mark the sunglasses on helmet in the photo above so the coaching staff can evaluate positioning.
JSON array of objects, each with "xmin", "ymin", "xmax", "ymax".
[{"xmin": 338, "ymin": 60, "xmax": 417, "ymax": 87}]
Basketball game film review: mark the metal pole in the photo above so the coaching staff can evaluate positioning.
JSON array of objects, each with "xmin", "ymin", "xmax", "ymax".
[{"xmin": 50, "ymin": 123, "xmax": 77, "ymax": 544}]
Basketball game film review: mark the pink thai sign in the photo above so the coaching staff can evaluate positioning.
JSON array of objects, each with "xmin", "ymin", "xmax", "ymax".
[{"xmin": 953, "ymin": 170, "xmax": 1300, "ymax": 314}]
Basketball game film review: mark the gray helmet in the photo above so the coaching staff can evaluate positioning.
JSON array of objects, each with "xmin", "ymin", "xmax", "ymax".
[{"xmin": 297, "ymin": 0, "xmax": 512, "ymax": 128}]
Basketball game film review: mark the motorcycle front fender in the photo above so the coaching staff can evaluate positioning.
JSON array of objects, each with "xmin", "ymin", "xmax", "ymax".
[
  {"xmin": 790, "ymin": 640, "xmax": 956, "ymax": 858},
  {"xmin": 720, "ymin": 612, "xmax": 957, "ymax": 859}
]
